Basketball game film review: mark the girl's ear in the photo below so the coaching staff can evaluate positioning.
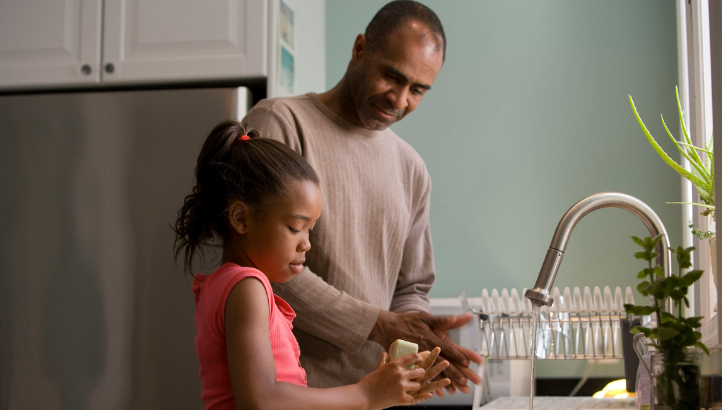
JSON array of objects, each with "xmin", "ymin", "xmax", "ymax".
[{"xmin": 228, "ymin": 200, "xmax": 250, "ymax": 234}]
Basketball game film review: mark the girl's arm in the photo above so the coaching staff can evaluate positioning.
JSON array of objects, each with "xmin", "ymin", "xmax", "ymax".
[{"xmin": 225, "ymin": 277, "xmax": 436, "ymax": 410}]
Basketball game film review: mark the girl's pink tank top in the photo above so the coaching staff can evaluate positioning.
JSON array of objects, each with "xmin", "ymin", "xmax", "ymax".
[{"xmin": 192, "ymin": 263, "xmax": 307, "ymax": 409}]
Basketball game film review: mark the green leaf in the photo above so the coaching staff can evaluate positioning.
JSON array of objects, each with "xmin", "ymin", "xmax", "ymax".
[
  {"xmin": 678, "ymin": 141, "xmax": 714, "ymax": 155},
  {"xmin": 676, "ymin": 87, "xmax": 710, "ymax": 178},
  {"xmin": 634, "ymin": 251, "xmax": 651, "ymax": 260},
  {"xmin": 662, "ymin": 114, "xmax": 712, "ymax": 186},
  {"xmin": 680, "ymin": 270, "xmax": 704, "ymax": 286},
  {"xmin": 656, "ymin": 327, "xmax": 681, "ymax": 341},
  {"xmin": 667, "ymin": 202, "xmax": 716, "ymax": 210},
  {"xmin": 626, "ymin": 305, "xmax": 656, "ymax": 315},
  {"xmin": 660, "ymin": 313, "xmax": 679, "ymax": 324},
  {"xmin": 637, "ymin": 269, "xmax": 648, "ymax": 279},
  {"xmin": 631, "ymin": 236, "xmax": 645, "ymax": 248},
  {"xmin": 630, "ymin": 326, "xmax": 654, "ymax": 337},
  {"xmin": 653, "ymin": 266, "xmax": 664, "ymax": 278},
  {"xmin": 630, "ymin": 95, "xmax": 712, "ymax": 192},
  {"xmin": 695, "ymin": 342, "xmax": 711, "ymax": 355},
  {"xmin": 637, "ymin": 281, "xmax": 650, "ymax": 296}
]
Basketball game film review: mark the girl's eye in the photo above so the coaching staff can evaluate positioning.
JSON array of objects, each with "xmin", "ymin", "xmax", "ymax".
[{"xmin": 288, "ymin": 227, "xmax": 300, "ymax": 234}]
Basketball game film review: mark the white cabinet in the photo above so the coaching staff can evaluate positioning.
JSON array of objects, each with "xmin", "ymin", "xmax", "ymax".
[
  {"xmin": 0, "ymin": 0, "xmax": 103, "ymax": 87},
  {"xmin": 102, "ymin": 0, "xmax": 266, "ymax": 84},
  {"xmin": 0, "ymin": 0, "xmax": 267, "ymax": 90}
]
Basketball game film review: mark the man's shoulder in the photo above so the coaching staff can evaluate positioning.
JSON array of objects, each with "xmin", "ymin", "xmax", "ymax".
[
  {"xmin": 249, "ymin": 94, "xmax": 316, "ymax": 115},
  {"xmin": 382, "ymin": 129, "xmax": 430, "ymax": 181}
]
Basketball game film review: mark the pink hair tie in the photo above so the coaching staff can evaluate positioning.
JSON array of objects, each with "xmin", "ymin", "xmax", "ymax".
[{"xmin": 238, "ymin": 135, "xmax": 251, "ymax": 141}]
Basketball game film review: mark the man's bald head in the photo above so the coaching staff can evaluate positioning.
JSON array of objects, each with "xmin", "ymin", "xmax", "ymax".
[{"xmin": 364, "ymin": 0, "xmax": 446, "ymax": 62}]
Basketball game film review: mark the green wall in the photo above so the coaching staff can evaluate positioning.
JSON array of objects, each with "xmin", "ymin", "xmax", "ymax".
[{"xmin": 326, "ymin": 1, "xmax": 682, "ymax": 306}]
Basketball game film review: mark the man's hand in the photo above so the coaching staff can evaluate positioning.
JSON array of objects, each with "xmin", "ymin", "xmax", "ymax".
[{"xmin": 368, "ymin": 310, "xmax": 483, "ymax": 394}]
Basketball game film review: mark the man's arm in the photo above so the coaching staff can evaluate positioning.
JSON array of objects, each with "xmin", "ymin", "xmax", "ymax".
[
  {"xmin": 242, "ymin": 103, "xmax": 480, "ymax": 386},
  {"xmin": 390, "ymin": 165, "xmax": 434, "ymax": 314},
  {"xmin": 243, "ymin": 102, "xmax": 381, "ymax": 354},
  {"xmin": 376, "ymin": 163, "xmax": 483, "ymax": 393}
]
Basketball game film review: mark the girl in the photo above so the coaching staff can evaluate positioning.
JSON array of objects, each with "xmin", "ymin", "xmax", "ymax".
[{"xmin": 174, "ymin": 119, "xmax": 450, "ymax": 410}]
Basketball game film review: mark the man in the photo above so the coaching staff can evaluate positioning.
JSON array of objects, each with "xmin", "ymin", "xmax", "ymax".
[{"xmin": 242, "ymin": 0, "xmax": 481, "ymax": 393}]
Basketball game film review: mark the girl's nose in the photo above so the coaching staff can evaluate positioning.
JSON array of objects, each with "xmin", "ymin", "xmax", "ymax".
[{"xmin": 298, "ymin": 236, "xmax": 311, "ymax": 252}]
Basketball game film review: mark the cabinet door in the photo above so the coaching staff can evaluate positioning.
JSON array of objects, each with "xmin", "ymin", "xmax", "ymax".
[
  {"xmin": 102, "ymin": 0, "xmax": 267, "ymax": 84},
  {"xmin": 0, "ymin": 0, "xmax": 102, "ymax": 89}
]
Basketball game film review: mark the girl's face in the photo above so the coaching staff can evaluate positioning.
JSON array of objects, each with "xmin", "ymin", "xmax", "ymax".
[{"xmin": 242, "ymin": 180, "xmax": 323, "ymax": 283}]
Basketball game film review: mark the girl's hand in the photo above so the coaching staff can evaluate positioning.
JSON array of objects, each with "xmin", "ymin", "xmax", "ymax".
[
  {"xmin": 358, "ymin": 352, "xmax": 426, "ymax": 409},
  {"xmin": 410, "ymin": 347, "xmax": 451, "ymax": 402}
]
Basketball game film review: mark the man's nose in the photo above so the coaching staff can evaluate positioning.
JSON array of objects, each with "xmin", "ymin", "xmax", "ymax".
[{"xmin": 387, "ymin": 86, "xmax": 409, "ymax": 111}]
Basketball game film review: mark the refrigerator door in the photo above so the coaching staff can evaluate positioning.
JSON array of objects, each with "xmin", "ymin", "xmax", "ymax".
[{"xmin": 0, "ymin": 87, "xmax": 248, "ymax": 410}]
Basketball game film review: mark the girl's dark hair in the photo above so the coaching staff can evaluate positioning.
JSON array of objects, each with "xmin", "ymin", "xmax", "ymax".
[{"xmin": 173, "ymin": 119, "xmax": 319, "ymax": 274}]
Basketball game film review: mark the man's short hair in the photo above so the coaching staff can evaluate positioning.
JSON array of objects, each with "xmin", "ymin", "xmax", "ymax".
[{"xmin": 365, "ymin": 0, "xmax": 446, "ymax": 61}]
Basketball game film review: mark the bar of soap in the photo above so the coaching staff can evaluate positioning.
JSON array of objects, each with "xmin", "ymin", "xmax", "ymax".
[{"xmin": 389, "ymin": 339, "xmax": 418, "ymax": 369}]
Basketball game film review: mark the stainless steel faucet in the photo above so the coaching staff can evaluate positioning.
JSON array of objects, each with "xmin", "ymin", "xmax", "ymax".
[{"xmin": 524, "ymin": 192, "xmax": 671, "ymax": 307}]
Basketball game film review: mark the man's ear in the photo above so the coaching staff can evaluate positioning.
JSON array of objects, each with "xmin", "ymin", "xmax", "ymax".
[
  {"xmin": 351, "ymin": 33, "xmax": 366, "ymax": 62},
  {"xmin": 228, "ymin": 200, "xmax": 250, "ymax": 235}
]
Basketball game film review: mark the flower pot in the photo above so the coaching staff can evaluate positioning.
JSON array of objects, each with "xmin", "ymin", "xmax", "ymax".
[{"xmin": 650, "ymin": 347, "xmax": 702, "ymax": 410}]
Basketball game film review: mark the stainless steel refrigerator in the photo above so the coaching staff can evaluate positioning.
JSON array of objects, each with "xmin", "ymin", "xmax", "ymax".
[{"xmin": 0, "ymin": 87, "xmax": 250, "ymax": 410}]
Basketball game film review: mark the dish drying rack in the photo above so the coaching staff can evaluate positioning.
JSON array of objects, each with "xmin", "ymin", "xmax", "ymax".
[{"xmin": 461, "ymin": 286, "xmax": 650, "ymax": 360}]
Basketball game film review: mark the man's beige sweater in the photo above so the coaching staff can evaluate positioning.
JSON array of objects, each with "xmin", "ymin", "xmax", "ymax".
[{"xmin": 241, "ymin": 93, "xmax": 435, "ymax": 387}]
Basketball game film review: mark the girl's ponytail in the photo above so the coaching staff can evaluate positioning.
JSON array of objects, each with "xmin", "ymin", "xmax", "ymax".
[{"xmin": 173, "ymin": 119, "xmax": 318, "ymax": 274}]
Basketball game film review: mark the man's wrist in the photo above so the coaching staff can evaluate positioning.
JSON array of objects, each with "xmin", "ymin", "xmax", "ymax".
[{"xmin": 368, "ymin": 309, "xmax": 394, "ymax": 347}]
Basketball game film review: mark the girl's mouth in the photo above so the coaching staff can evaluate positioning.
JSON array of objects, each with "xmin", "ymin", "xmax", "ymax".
[{"xmin": 289, "ymin": 260, "xmax": 305, "ymax": 274}]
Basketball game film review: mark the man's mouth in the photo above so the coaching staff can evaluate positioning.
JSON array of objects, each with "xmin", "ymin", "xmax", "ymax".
[{"xmin": 373, "ymin": 105, "xmax": 398, "ymax": 121}]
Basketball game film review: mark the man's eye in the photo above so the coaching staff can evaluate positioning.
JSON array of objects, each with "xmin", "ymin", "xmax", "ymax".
[{"xmin": 288, "ymin": 227, "xmax": 300, "ymax": 234}]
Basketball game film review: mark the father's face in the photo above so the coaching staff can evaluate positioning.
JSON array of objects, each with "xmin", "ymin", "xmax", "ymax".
[{"xmin": 348, "ymin": 22, "xmax": 444, "ymax": 131}]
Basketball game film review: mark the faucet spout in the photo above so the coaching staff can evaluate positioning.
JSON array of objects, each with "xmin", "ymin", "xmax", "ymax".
[{"xmin": 524, "ymin": 192, "xmax": 671, "ymax": 307}]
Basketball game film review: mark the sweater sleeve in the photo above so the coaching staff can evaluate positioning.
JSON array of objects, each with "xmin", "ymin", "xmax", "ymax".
[
  {"xmin": 389, "ymin": 167, "xmax": 435, "ymax": 314},
  {"xmin": 241, "ymin": 101, "xmax": 381, "ymax": 355}
]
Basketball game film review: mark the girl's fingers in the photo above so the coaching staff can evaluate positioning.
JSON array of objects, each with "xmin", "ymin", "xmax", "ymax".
[
  {"xmin": 407, "ymin": 367, "xmax": 426, "ymax": 381},
  {"xmin": 418, "ymin": 378, "xmax": 451, "ymax": 395},
  {"xmin": 411, "ymin": 392, "xmax": 434, "ymax": 404},
  {"xmin": 418, "ymin": 347, "xmax": 441, "ymax": 371},
  {"xmin": 404, "ymin": 380, "xmax": 422, "ymax": 392},
  {"xmin": 394, "ymin": 352, "xmax": 423, "ymax": 368},
  {"xmin": 377, "ymin": 352, "xmax": 388, "ymax": 369},
  {"xmin": 421, "ymin": 360, "xmax": 449, "ymax": 384}
]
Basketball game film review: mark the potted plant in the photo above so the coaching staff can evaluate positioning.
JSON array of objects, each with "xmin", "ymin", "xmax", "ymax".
[
  {"xmin": 629, "ymin": 88, "xmax": 716, "ymax": 287},
  {"xmin": 624, "ymin": 235, "xmax": 709, "ymax": 410}
]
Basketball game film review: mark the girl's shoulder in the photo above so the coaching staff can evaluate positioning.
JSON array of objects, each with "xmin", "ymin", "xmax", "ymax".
[{"xmin": 193, "ymin": 263, "xmax": 272, "ymax": 307}]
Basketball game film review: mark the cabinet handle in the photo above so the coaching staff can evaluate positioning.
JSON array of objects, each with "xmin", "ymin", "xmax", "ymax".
[
  {"xmin": 80, "ymin": 64, "xmax": 92, "ymax": 75},
  {"xmin": 104, "ymin": 63, "xmax": 115, "ymax": 74}
]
